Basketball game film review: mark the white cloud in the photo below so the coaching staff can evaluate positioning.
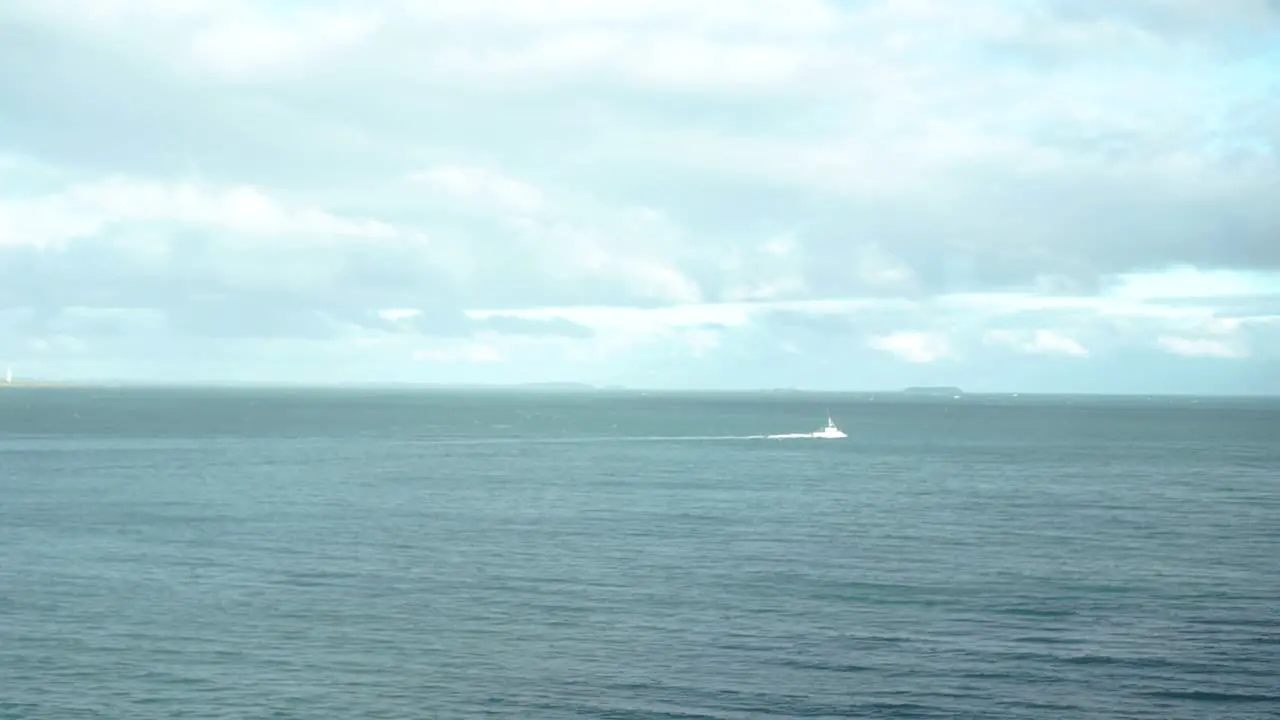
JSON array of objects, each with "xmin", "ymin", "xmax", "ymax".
[
  {"xmin": 868, "ymin": 331, "xmax": 952, "ymax": 363},
  {"xmin": 1157, "ymin": 335, "xmax": 1248, "ymax": 359},
  {"xmin": 854, "ymin": 244, "xmax": 919, "ymax": 292},
  {"xmin": 418, "ymin": 32, "xmax": 814, "ymax": 92},
  {"xmin": 713, "ymin": 236, "xmax": 809, "ymax": 302},
  {"xmin": 439, "ymin": 286, "xmax": 1278, "ymax": 379},
  {"xmin": 1110, "ymin": 266, "xmax": 1280, "ymax": 300},
  {"xmin": 1, "ymin": 0, "xmax": 1277, "ymax": 390},
  {"xmin": 510, "ymin": 208, "xmax": 703, "ymax": 304},
  {"xmin": 28, "ymin": 0, "xmax": 224, "ymax": 23},
  {"xmin": 468, "ymin": 300, "xmax": 764, "ymax": 332},
  {"xmin": 412, "ymin": 343, "xmax": 502, "ymax": 364},
  {"xmin": 400, "ymin": 0, "xmax": 841, "ymax": 34},
  {"xmin": 986, "ymin": 328, "xmax": 1090, "ymax": 357},
  {"xmin": 26, "ymin": 334, "xmax": 90, "ymax": 355},
  {"xmin": 410, "ymin": 164, "xmax": 704, "ymax": 305},
  {"xmin": 679, "ymin": 327, "xmax": 723, "ymax": 358},
  {"xmin": 0, "ymin": 177, "xmax": 452, "ymax": 298},
  {"xmin": 14, "ymin": 1, "xmax": 381, "ymax": 78},
  {"xmin": 465, "ymin": 287, "xmax": 1276, "ymax": 343},
  {"xmin": 0, "ymin": 177, "xmax": 400, "ymax": 250},
  {"xmin": 189, "ymin": 8, "xmax": 381, "ymax": 77},
  {"xmin": 409, "ymin": 164, "xmax": 545, "ymax": 215}
]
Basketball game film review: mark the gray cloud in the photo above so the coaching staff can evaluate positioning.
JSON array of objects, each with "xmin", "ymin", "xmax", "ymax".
[
  {"xmin": 477, "ymin": 315, "xmax": 595, "ymax": 338},
  {"xmin": 1, "ymin": 0, "xmax": 1275, "ymax": 306},
  {"xmin": 165, "ymin": 299, "xmax": 338, "ymax": 340},
  {"xmin": 387, "ymin": 311, "xmax": 595, "ymax": 339}
]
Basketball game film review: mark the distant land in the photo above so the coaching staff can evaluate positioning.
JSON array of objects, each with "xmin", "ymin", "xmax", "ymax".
[
  {"xmin": 0, "ymin": 380, "xmax": 80, "ymax": 389},
  {"xmin": 0, "ymin": 380, "xmax": 605, "ymax": 391},
  {"xmin": 0, "ymin": 380, "xmax": 970, "ymax": 397},
  {"xmin": 3, "ymin": 381, "xmax": 1274, "ymax": 399},
  {"xmin": 329, "ymin": 381, "xmax": 602, "ymax": 391},
  {"xmin": 902, "ymin": 386, "xmax": 963, "ymax": 396}
]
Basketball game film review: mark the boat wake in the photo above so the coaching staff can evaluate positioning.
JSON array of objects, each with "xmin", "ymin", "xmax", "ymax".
[
  {"xmin": 411, "ymin": 435, "xmax": 771, "ymax": 446},
  {"xmin": 764, "ymin": 432, "xmax": 823, "ymax": 439},
  {"xmin": 410, "ymin": 415, "xmax": 846, "ymax": 445}
]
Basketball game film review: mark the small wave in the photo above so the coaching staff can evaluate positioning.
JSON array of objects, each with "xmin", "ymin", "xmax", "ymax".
[
  {"xmin": 765, "ymin": 432, "xmax": 819, "ymax": 439},
  {"xmin": 1143, "ymin": 690, "xmax": 1279, "ymax": 704}
]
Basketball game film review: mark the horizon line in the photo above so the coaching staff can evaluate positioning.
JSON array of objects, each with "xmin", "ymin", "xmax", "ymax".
[{"xmin": 2, "ymin": 379, "xmax": 1277, "ymax": 399}]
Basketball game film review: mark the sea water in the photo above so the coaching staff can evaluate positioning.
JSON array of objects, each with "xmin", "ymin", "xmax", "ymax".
[{"xmin": 1, "ymin": 389, "xmax": 1277, "ymax": 718}]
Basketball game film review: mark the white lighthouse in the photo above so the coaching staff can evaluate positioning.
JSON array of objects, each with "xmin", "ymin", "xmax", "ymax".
[{"xmin": 4, "ymin": 364, "xmax": 11, "ymax": 384}]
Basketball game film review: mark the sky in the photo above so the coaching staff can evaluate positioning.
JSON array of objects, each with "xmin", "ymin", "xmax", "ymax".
[{"xmin": 1, "ymin": 0, "xmax": 1278, "ymax": 393}]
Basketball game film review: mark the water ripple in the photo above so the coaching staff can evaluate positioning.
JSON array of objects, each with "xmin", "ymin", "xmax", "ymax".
[{"xmin": 1, "ymin": 390, "xmax": 1277, "ymax": 718}]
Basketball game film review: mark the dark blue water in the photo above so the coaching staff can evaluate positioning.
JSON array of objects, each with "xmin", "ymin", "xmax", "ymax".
[{"xmin": 2, "ymin": 389, "xmax": 1277, "ymax": 718}]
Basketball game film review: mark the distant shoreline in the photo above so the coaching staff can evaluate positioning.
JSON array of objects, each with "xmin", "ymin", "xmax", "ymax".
[
  {"xmin": 0, "ymin": 382, "xmax": 1274, "ymax": 399},
  {"xmin": 902, "ymin": 386, "xmax": 964, "ymax": 396}
]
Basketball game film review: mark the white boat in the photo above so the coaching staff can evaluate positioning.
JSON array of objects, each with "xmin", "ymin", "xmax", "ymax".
[{"xmin": 811, "ymin": 413, "xmax": 847, "ymax": 439}]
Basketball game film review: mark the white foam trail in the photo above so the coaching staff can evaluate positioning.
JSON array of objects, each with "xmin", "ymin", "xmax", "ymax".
[
  {"xmin": 610, "ymin": 435, "xmax": 769, "ymax": 442},
  {"xmin": 411, "ymin": 435, "xmax": 770, "ymax": 446},
  {"xmin": 407, "ymin": 432, "xmax": 855, "ymax": 446}
]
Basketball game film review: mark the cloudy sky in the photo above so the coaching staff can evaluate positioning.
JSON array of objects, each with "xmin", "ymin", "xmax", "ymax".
[{"xmin": 1, "ymin": 0, "xmax": 1278, "ymax": 393}]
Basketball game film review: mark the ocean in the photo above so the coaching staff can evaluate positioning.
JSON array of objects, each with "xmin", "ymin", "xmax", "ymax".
[{"xmin": 1, "ymin": 388, "xmax": 1277, "ymax": 719}]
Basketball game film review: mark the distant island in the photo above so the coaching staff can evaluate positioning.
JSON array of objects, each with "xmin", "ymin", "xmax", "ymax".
[{"xmin": 902, "ymin": 386, "xmax": 963, "ymax": 396}]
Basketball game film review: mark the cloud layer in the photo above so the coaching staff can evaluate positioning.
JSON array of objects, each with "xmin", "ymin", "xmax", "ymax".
[{"xmin": 1, "ymin": 0, "xmax": 1278, "ymax": 392}]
